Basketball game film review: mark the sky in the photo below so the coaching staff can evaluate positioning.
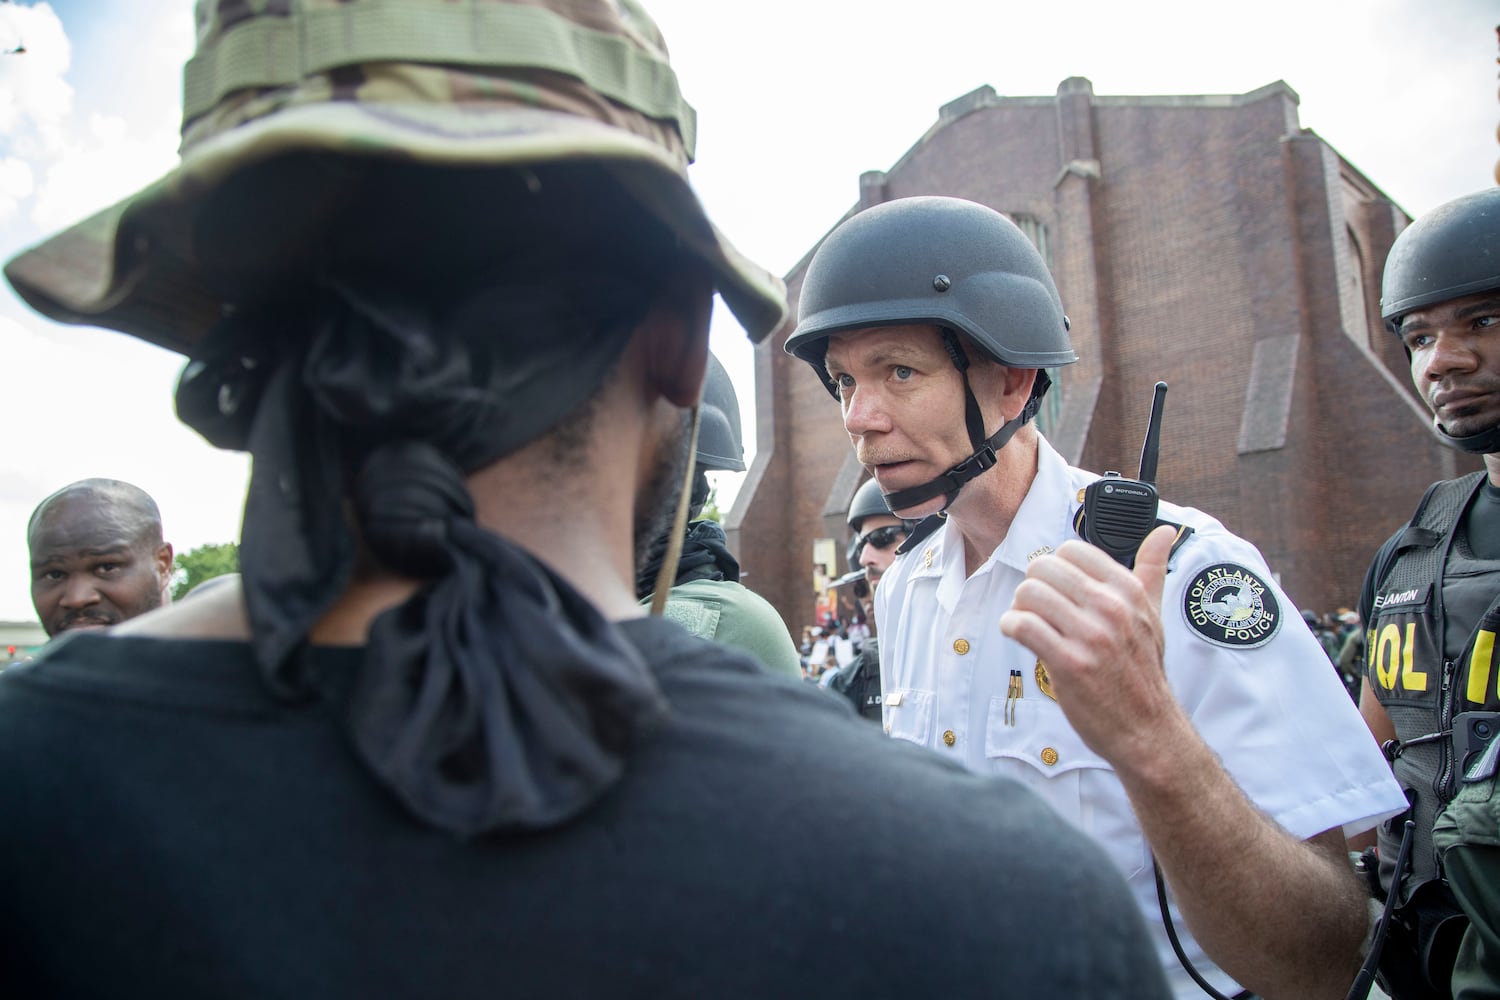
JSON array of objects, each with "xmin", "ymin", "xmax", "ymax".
[{"xmin": 0, "ymin": 0, "xmax": 1495, "ymax": 624}]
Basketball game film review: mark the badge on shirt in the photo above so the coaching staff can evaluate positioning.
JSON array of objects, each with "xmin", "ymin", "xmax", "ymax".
[
  {"xmin": 1182, "ymin": 562, "xmax": 1281, "ymax": 649},
  {"xmin": 1034, "ymin": 660, "xmax": 1057, "ymax": 701}
]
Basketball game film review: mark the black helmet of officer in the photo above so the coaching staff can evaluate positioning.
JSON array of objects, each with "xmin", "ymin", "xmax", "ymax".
[
  {"xmin": 847, "ymin": 477, "xmax": 895, "ymax": 533},
  {"xmin": 846, "ymin": 477, "xmax": 916, "ymax": 571},
  {"xmin": 1380, "ymin": 187, "xmax": 1500, "ymax": 454},
  {"xmin": 696, "ymin": 352, "xmax": 746, "ymax": 473},
  {"xmin": 784, "ymin": 196, "xmax": 1077, "ymax": 512}
]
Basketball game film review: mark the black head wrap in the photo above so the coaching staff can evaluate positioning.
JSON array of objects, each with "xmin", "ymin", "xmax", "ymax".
[
  {"xmin": 636, "ymin": 517, "xmax": 741, "ymax": 599},
  {"xmin": 176, "ymin": 275, "xmax": 669, "ymax": 837}
]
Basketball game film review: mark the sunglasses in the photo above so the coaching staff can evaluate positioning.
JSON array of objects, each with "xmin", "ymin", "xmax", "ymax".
[{"xmin": 855, "ymin": 525, "xmax": 905, "ymax": 554}]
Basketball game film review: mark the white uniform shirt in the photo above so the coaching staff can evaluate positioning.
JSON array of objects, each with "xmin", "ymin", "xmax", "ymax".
[{"xmin": 875, "ymin": 435, "xmax": 1406, "ymax": 998}]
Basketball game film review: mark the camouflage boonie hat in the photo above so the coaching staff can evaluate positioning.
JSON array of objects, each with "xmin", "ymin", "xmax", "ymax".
[{"xmin": 3, "ymin": 0, "xmax": 787, "ymax": 353}]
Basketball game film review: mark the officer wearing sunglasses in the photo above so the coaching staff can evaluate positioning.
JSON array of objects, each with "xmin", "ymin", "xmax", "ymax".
[
  {"xmin": 852, "ymin": 525, "xmax": 903, "ymax": 576},
  {"xmin": 844, "ymin": 479, "xmax": 916, "ymax": 602},
  {"xmin": 829, "ymin": 480, "xmax": 914, "ymax": 720}
]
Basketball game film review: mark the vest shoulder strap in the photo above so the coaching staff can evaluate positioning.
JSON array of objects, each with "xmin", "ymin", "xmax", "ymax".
[{"xmin": 1374, "ymin": 473, "xmax": 1487, "ymax": 595}]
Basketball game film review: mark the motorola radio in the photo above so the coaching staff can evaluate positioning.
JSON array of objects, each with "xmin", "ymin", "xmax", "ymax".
[
  {"xmin": 1082, "ymin": 381, "xmax": 1168, "ymax": 567},
  {"xmin": 1088, "ymin": 382, "xmax": 1253, "ymax": 1000}
]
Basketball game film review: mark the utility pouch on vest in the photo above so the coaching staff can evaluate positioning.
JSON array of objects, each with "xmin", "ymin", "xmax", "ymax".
[
  {"xmin": 1375, "ymin": 878, "xmax": 1467, "ymax": 1000},
  {"xmin": 1357, "ymin": 847, "xmax": 1385, "ymax": 902}
]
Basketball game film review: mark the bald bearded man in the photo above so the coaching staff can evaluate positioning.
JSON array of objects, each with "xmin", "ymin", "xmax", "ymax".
[{"xmin": 28, "ymin": 479, "xmax": 174, "ymax": 637}]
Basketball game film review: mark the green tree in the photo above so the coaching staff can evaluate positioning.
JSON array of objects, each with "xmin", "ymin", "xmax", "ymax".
[
  {"xmin": 698, "ymin": 484, "xmax": 721, "ymax": 524},
  {"xmin": 171, "ymin": 542, "xmax": 240, "ymax": 601}
]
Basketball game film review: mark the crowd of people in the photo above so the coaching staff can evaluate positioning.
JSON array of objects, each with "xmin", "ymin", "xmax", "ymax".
[
  {"xmin": 1, "ymin": 2, "xmax": 1497, "ymax": 998},
  {"xmin": 1302, "ymin": 607, "xmax": 1368, "ymax": 701}
]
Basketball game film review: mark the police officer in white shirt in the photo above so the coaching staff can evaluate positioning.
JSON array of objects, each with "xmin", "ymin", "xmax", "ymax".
[{"xmin": 784, "ymin": 196, "xmax": 1407, "ymax": 1000}]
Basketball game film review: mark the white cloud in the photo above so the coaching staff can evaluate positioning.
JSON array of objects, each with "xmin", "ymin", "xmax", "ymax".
[
  {"xmin": 29, "ymin": 110, "xmax": 178, "ymax": 231},
  {"xmin": 0, "ymin": 156, "xmax": 35, "ymax": 225},
  {"xmin": 0, "ymin": 3, "xmax": 73, "ymax": 155},
  {"xmin": 0, "ymin": 0, "xmax": 187, "ymax": 242}
]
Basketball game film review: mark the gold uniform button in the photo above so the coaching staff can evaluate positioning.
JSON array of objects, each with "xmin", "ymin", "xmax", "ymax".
[
  {"xmin": 953, "ymin": 638, "xmax": 970, "ymax": 655},
  {"xmin": 1040, "ymin": 747, "xmax": 1060, "ymax": 766},
  {"xmin": 942, "ymin": 730, "xmax": 957, "ymax": 747},
  {"xmin": 884, "ymin": 724, "xmax": 892, "ymax": 735}
]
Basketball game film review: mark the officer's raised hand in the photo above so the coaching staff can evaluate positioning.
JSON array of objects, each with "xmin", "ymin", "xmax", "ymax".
[
  {"xmin": 1003, "ymin": 523, "xmax": 1373, "ymax": 998},
  {"xmin": 1000, "ymin": 524, "xmax": 1183, "ymax": 765}
]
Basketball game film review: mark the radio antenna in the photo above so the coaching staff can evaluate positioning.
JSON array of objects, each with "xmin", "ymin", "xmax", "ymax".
[{"xmin": 1137, "ymin": 382, "xmax": 1168, "ymax": 485}]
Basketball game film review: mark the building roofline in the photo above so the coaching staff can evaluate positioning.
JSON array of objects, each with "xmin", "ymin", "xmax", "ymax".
[
  {"xmin": 784, "ymin": 79, "xmax": 1311, "ymax": 285},
  {"xmin": 932, "ymin": 78, "xmax": 1301, "ymax": 123}
]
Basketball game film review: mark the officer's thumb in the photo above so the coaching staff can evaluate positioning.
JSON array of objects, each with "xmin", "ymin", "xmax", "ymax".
[{"xmin": 1133, "ymin": 524, "xmax": 1176, "ymax": 611}]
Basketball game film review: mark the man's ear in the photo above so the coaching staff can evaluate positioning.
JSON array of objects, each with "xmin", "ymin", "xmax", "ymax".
[
  {"xmin": 156, "ymin": 542, "xmax": 175, "ymax": 600},
  {"xmin": 642, "ymin": 263, "xmax": 713, "ymax": 407},
  {"xmin": 999, "ymin": 366, "xmax": 1039, "ymax": 421}
]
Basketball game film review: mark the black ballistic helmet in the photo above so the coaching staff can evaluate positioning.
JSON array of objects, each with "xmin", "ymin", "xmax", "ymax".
[
  {"xmin": 1381, "ymin": 187, "xmax": 1500, "ymax": 454},
  {"xmin": 847, "ymin": 477, "xmax": 896, "ymax": 531},
  {"xmin": 1381, "ymin": 187, "xmax": 1500, "ymax": 332},
  {"xmin": 846, "ymin": 477, "xmax": 915, "ymax": 570},
  {"xmin": 784, "ymin": 196, "xmax": 1077, "ymax": 512},
  {"xmin": 696, "ymin": 352, "xmax": 746, "ymax": 472},
  {"xmin": 785, "ymin": 196, "xmax": 1076, "ymax": 392}
]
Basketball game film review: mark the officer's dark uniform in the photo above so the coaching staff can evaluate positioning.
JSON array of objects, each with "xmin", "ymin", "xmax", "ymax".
[
  {"xmin": 828, "ymin": 636, "xmax": 882, "ymax": 721},
  {"xmin": 1360, "ymin": 185, "xmax": 1500, "ymax": 1000},
  {"xmin": 1361, "ymin": 474, "xmax": 1500, "ymax": 997}
]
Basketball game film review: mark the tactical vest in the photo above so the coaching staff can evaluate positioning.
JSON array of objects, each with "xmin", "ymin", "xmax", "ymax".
[
  {"xmin": 829, "ymin": 640, "xmax": 883, "ymax": 722},
  {"xmin": 1368, "ymin": 471, "xmax": 1500, "ymax": 898}
]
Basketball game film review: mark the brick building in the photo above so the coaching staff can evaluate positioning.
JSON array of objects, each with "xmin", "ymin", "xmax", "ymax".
[{"xmin": 727, "ymin": 76, "xmax": 1480, "ymax": 634}]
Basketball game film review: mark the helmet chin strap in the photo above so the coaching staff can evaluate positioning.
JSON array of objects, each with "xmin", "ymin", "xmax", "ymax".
[
  {"xmin": 1435, "ymin": 418, "xmax": 1500, "ymax": 455},
  {"xmin": 879, "ymin": 329, "xmax": 1050, "ymax": 514}
]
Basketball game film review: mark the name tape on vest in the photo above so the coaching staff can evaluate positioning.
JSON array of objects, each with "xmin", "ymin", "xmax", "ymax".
[{"xmin": 1373, "ymin": 583, "xmax": 1431, "ymax": 611}]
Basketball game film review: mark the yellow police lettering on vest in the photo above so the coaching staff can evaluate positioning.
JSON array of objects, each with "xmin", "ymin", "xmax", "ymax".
[
  {"xmin": 1372, "ymin": 621, "xmax": 1428, "ymax": 694},
  {"xmin": 1375, "ymin": 624, "xmax": 1401, "ymax": 691},
  {"xmin": 1399, "ymin": 622, "xmax": 1426, "ymax": 692},
  {"xmin": 1468, "ymin": 629, "xmax": 1497, "ymax": 705}
]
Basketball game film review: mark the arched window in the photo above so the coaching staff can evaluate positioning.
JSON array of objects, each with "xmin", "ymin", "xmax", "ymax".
[
  {"xmin": 1009, "ymin": 213, "xmax": 1053, "ymax": 269},
  {"xmin": 1344, "ymin": 225, "xmax": 1370, "ymax": 347},
  {"xmin": 1007, "ymin": 213, "xmax": 1061, "ymax": 434}
]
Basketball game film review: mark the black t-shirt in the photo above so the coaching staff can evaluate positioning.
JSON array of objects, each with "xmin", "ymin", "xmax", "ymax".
[
  {"xmin": 1465, "ymin": 480, "xmax": 1500, "ymax": 561},
  {"xmin": 1359, "ymin": 478, "xmax": 1500, "ymax": 661},
  {"xmin": 0, "ymin": 618, "xmax": 1167, "ymax": 999}
]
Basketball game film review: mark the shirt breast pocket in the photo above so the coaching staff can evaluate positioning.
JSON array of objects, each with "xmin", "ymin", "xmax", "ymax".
[
  {"xmin": 984, "ymin": 696, "xmax": 1149, "ymax": 881},
  {"xmin": 885, "ymin": 688, "xmax": 935, "ymax": 747}
]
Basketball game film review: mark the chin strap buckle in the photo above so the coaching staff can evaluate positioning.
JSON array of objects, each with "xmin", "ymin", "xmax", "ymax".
[{"xmin": 948, "ymin": 445, "xmax": 997, "ymax": 480}]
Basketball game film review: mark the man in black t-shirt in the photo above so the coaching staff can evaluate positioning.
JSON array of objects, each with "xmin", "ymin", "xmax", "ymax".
[{"xmin": 0, "ymin": 3, "xmax": 1167, "ymax": 998}]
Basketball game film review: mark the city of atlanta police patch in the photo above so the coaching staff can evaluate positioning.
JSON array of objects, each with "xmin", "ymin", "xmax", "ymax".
[{"xmin": 1182, "ymin": 562, "xmax": 1281, "ymax": 649}]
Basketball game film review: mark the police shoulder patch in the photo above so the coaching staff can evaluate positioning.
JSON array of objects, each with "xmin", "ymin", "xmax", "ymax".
[{"xmin": 1182, "ymin": 562, "xmax": 1282, "ymax": 649}]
